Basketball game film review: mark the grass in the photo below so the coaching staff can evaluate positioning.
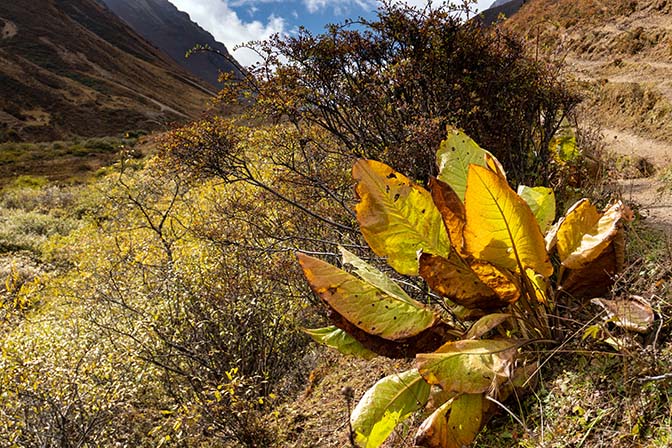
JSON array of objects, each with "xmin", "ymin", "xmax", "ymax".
[{"xmin": 0, "ymin": 135, "xmax": 143, "ymax": 185}]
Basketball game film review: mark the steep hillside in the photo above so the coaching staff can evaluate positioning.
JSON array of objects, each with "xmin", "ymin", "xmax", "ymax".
[
  {"xmin": 478, "ymin": 0, "xmax": 526, "ymax": 25},
  {"xmin": 98, "ymin": 0, "xmax": 242, "ymax": 88},
  {"xmin": 490, "ymin": 0, "xmax": 516, "ymax": 7},
  {"xmin": 505, "ymin": 0, "xmax": 672, "ymax": 150},
  {"xmin": 0, "ymin": 0, "xmax": 214, "ymax": 142}
]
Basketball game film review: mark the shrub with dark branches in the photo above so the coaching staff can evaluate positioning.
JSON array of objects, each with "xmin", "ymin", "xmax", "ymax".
[{"xmin": 238, "ymin": 1, "xmax": 580, "ymax": 186}]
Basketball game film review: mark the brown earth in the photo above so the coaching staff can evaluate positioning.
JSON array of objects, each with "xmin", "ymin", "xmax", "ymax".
[
  {"xmin": 504, "ymin": 0, "xmax": 672, "ymax": 231},
  {"xmin": 0, "ymin": 0, "xmax": 216, "ymax": 142}
]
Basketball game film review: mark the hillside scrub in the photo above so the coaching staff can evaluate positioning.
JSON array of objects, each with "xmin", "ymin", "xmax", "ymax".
[
  {"xmin": 0, "ymin": 123, "xmax": 358, "ymax": 446},
  {"xmin": 0, "ymin": 2, "xmax": 646, "ymax": 447}
]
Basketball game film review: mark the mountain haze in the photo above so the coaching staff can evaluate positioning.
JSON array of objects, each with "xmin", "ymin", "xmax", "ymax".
[
  {"xmin": 98, "ymin": 0, "xmax": 243, "ymax": 88},
  {"xmin": 0, "ymin": 0, "xmax": 214, "ymax": 142}
]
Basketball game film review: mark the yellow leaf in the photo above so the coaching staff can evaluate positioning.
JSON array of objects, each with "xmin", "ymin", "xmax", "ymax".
[
  {"xmin": 416, "ymin": 339, "xmax": 516, "ymax": 394},
  {"xmin": 297, "ymin": 253, "xmax": 438, "ymax": 340},
  {"xmin": 556, "ymin": 199, "xmax": 598, "ymax": 261},
  {"xmin": 557, "ymin": 200, "xmax": 625, "ymax": 270},
  {"xmin": 415, "ymin": 393, "xmax": 485, "ymax": 448},
  {"xmin": 463, "ymin": 165, "xmax": 552, "ymax": 277},
  {"xmin": 525, "ymin": 268, "xmax": 549, "ymax": 303},
  {"xmin": 353, "ymin": 159, "xmax": 451, "ymax": 276}
]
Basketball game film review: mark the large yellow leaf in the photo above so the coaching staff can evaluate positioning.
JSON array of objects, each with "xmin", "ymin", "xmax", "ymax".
[
  {"xmin": 463, "ymin": 165, "xmax": 552, "ymax": 277},
  {"xmin": 415, "ymin": 393, "xmax": 485, "ymax": 448},
  {"xmin": 556, "ymin": 200, "xmax": 625, "ymax": 270},
  {"xmin": 419, "ymin": 254, "xmax": 519, "ymax": 309},
  {"xmin": 353, "ymin": 159, "xmax": 451, "ymax": 276},
  {"xmin": 297, "ymin": 253, "xmax": 438, "ymax": 340},
  {"xmin": 556, "ymin": 199, "xmax": 598, "ymax": 261},
  {"xmin": 436, "ymin": 128, "xmax": 505, "ymax": 202},
  {"xmin": 351, "ymin": 370, "xmax": 431, "ymax": 448},
  {"xmin": 416, "ymin": 339, "xmax": 517, "ymax": 394}
]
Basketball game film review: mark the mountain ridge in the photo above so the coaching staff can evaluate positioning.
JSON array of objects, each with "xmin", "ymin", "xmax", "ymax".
[
  {"xmin": 0, "ymin": 0, "xmax": 214, "ymax": 142},
  {"xmin": 98, "ymin": 0, "xmax": 243, "ymax": 88}
]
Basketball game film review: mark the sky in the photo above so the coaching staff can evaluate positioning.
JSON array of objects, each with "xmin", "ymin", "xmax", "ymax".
[{"xmin": 168, "ymin": 0, "xmax": 496, "ymax": 66}]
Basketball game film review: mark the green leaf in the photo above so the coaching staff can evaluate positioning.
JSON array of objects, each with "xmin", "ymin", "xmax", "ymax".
[
  {"xmin": 297, "ymin": 253, "xmax": 438, "ymax": 340},
  {"xmin": 415, "ymin": 393, "xmax": 485, "ymax": 448},
  {"xmin": 550, "ymin": 125, "xmax": 579, "ymax": 163},
  {"xmin": 416, "ymin": 339, "xmax": 517, "ymax": 394},
  {"xmin": 436, "ymin": 127, "xmax": 505, "ymax": 202},
  {"xmin": 517, "ymin": 185, "xmax": 556, "ymax": 233},
  {"xmin": 351, "ymin": 369, "xmax": 431, "ymax": 448},
  {"xmin": 463, "ymin": 164, "xmax": 553, "ymax": 277},
  {"xmin": 353, "ymin": 159, "xmax": 451, "ymax": 276},
  {"xmin": 339, "ymin": 246, "xmax": 415, "ymax": 306},
  {"xmin": 304, "ymin": 326, "xmax": 377, "ymax": 359}
]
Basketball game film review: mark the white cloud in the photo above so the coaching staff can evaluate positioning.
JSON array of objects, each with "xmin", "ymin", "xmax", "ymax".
[
  {"xmin": 170, "ymin": 0, "xmax": 286, "ymax": 66},
  {"xmin": 301, "ymin": 0, "xmax": 490, "ymax": 15},
  {"xmin": 167, "ymin": 0, "xmax": 493, "ymax": 66},
  {"xmin": 303, "ymin": 0, "xmax": 376, "ymax": 14}
]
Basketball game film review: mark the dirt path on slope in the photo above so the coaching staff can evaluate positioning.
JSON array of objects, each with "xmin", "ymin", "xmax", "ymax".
[{"xmin": 602, "ymin": 128, "xmax": 672, "ymax": 232}]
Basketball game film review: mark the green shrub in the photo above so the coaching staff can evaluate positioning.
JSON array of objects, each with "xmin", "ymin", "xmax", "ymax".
[{"xmin": 7, "ymin": 175, "xmax": 48, "ymax": 189}]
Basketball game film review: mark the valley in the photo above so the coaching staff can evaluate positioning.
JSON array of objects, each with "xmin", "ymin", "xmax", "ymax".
[{"xmin": 0, "ymin": 1, "xmax": 671, "ymax": 447}]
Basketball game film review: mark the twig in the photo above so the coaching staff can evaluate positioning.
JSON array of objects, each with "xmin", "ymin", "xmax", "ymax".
[{"xmin": 638, "ymin": 372, "xmax": 672, "ymax": 382}]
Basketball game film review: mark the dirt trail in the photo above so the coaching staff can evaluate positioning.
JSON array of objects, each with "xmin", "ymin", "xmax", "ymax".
[
  {"xmin": 565, "ymin": 55, "xmax": 672, "ymax": 231},
  {"xmin": 603, "ymin": 128, "xmax": 672, "ymax": 231}
]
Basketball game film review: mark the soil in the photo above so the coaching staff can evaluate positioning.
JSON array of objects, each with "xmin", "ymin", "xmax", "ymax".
[{"xmin": 599, "ymin": 128, "xmax": 672, "ymax": 232}]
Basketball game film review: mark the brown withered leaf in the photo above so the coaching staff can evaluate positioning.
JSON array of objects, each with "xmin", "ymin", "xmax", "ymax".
[
  {"xmin": 591, "ymin": 295, "xmax": 654, "ymax": 333},
  {"xmin": 429, "ymin": 177, "xmax": 465, "ymax": 251},
  {"xmin": 419, "ymin": 253, "xmax": 520, "ymax": 309}
]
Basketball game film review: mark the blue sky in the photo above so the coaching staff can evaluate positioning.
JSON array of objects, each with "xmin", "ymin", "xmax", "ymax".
[{"xmin": 168, "ymin": 0, "xmax": 495, "ymax": 66}]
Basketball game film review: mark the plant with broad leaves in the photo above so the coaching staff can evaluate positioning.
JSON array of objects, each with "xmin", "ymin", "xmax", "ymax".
[{"xmin": 299, "ymin": 127, "xmax": 632, "ymax": 447}]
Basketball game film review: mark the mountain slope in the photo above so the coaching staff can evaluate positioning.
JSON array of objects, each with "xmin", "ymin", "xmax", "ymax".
[
  {"xmin": 504, "ymin": 0, "xmax": 672, "ymax": 146},
  {"xmin": 0, "ymin": 0, "xmax": 214, "ymax": 142},
  {"xmin": 490, "ymin": 0, "xmax": 515, "ymax": 7},
  {"xmin": 478, "ymin": 0, "xmax": 526, "ymax": 26},
  {"xmin": 99, "ymin": 0, "xmax": 242, "ymax": 88}
]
